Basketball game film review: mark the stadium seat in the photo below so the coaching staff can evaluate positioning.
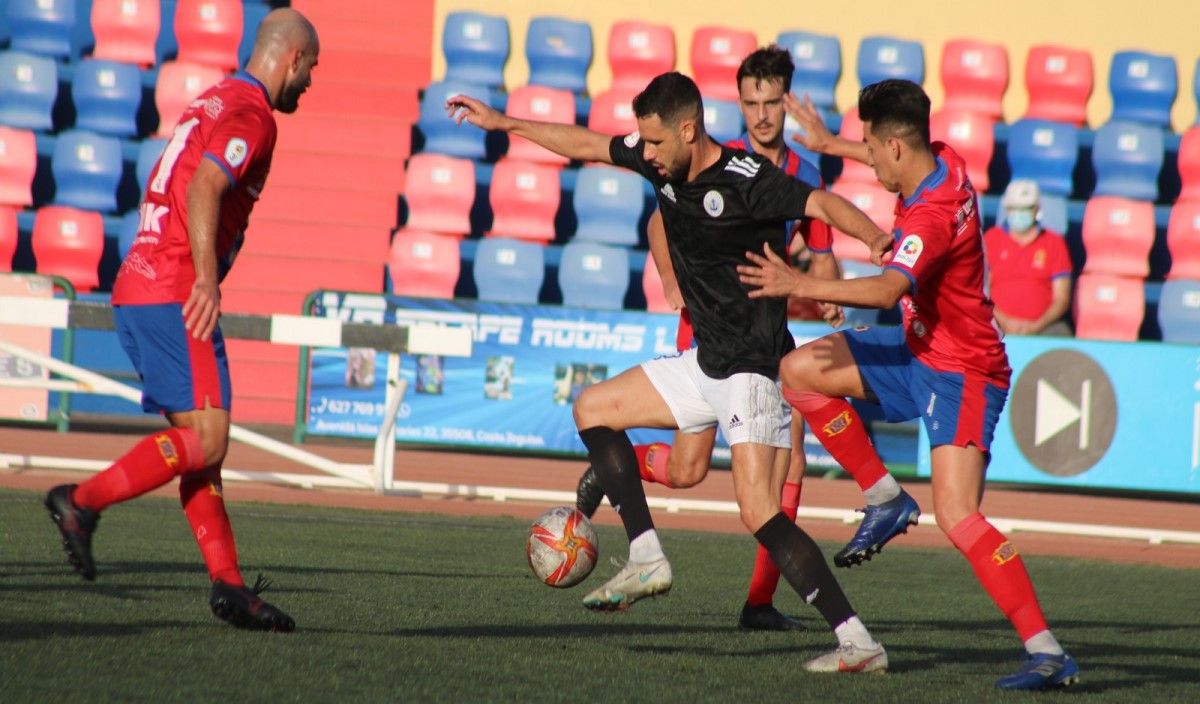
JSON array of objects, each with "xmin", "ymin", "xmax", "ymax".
[
  {"xmin": 703, "ymin": 98, "xmax": 744, "ymax": 144},
  {"xmin": 573, "ymin": 164, "xmax": 644, "ymax": 247},
  {"xmin": 1166, "ymin": 200, "xmax": 1200, "ymax": 280},
  {"xmin": 1005, "ymin": 119, "xmax": 1079, "ymax": 197},
  {"xmin": 832, "ymin": 107, "xmax": 876, "ymax": 184},
  {"xmin": 237, "ymin": 1, "xmax": 269, "ymax": 70},
  {"xmin": 1023, "ymin": 44, "xmax": 1092, "ymax": 126},
  {"xmin": 154, "ymin": 60, "xmax": 224, "ymax": 137},
  {"xmin": 1037, "ymin": 193, "xmax": 1069, "ymax": 235},
  {"xmin": 402, "ymin": 153, "xmax": 475, "ymax": 236},
  {"xmin": 608, "ymin": 20, "xmax": 675, "ymax": 92},
  {"xmin": 0, "ymin": 126, "xmax": 36, "ymax": 207},
  {"xmin": 505, "ymin": 85, "xmax": 574, "ymax": 165},
  {"xmin": 690, "ymin": 26, "xmax": 756, "ymax": 102},
  {"xmin": 52, "ymin": 129, "xmax": 123, "ymax": 213},
  {"xmin": 6, "ymin": 0, "xmax": 75, "ymax": 59},
  {"xmin": 91, "ymin": 0, "xmax": 160, "ymax": 66},
  {"xmin": 929, "ymin": 109, "xmax": 994, "ymax": 191},
  {"xmin": 857, "ymin": 35, "xmax": 924, "ymax": 88},
  {"xmin": 0, "ymin": 50, "xmax": 58, "ymax": 131},
  {"xmin": 829, "ymin": 180, "xmax": 894, "ymax": 262},
  {"xmin": 1177, "ymin": 126, "xmax": 1200, "ymax": 201},
  {"xmin": 72, "ymin": 59, "xmax": 142, "ymax": 137},
  {"xmin": 1072, "ymin": 273, "xmax": 1144, "ymax": 341},
  {"xmin": 587, "ymin": 88, "xmax": 639, "ymax": 136},
  {"xmin": 31, "ymin": 205, "xmax": 104, "ymax": 292},
  {"xmin": 443, "ymin": 11, "xmax": 509, "ymax": 89},
  {"xmin": 778, "ymin": 30, "xmax": 840, "ymax": 111},
  {"xmin": 135, "ymin": 137, "xmax": 166, "ymax": 191},
  {"xmin": 939, "ymin": 38, "xmax": 1008, "ymax": 120},
  {"xmin": 559, "ymin": 241, "xmax": 630, "ymax": 310},
  {"xmin": 473, "ymin": 236, "xmax": 544, "ymax": 304},
  {"xmin": 173, "ymin": 0, "xmax": 242, "ymax": 72},
  {"xmin": 156, "ymin": 0, "xmax": 179, "ymax": 63},
  {"xmin": 116, "ymin": 208, "xmax": 138, "ymax": 259},
  {"xmin": 1109, "ymin": 50, "xmax": 1177, "ymax": 128},
  {"xmin": 1091, "ymin": 120, "xmax": 1164, "ymax": 201},
  {"xmin": 1157, "ymin": 279, "xmax": 1200, "ymax": 344},
  {"xmin": 488, "ymin": 158, "xmax": 561, "ymax": 244},
  {"xmin": 642, "ymin": 250, "xmax": 672, "ymax": 313},
  {"xmin": 0, "ymin": 205, "xmax": 17, "ymax": 270},
  {"xmin": 388, "ymin": 229, "xmax": 462, "ymax": 298},
  {"xmin": 526, "ymin": 16, "xmax": 592, "ymax": 94},
  {"xmin": 839, "ymin": 259, "xmax": 884, "ymax": 326},
  {"xmin": 1081, "ymin": 196, "xmax": 1154, "ymax": 278},
  {"xmin": 418, "ymin": 80, "xmax": 491, "ymax": 159}
]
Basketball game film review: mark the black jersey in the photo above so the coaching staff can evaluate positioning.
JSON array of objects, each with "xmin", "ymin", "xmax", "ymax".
[{"xmin": 609, "ymin": 133, "xmax": 814, "ymax": 379}]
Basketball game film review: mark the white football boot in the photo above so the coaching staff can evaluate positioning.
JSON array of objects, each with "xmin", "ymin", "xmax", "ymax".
[
  {"xmin": 802, "ymin": 641, "xmax": 889, "ymax": 674},
  {"xmin": 582, "ymin": 557, "xmax": 672, "ymax": 611}
]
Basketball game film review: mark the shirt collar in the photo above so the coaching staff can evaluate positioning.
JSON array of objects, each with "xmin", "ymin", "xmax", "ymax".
[
  {"xmin": 231, "ymin": 71, "xmax": 271, "ymax": 106},
  {"xmin": 903, "ymin": 156, "xmax": 947, "ymax": 208}
]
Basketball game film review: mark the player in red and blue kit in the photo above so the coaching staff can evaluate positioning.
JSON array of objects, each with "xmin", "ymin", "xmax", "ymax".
[
  {"xmin": 739, "ymin": 80, "xmax": 1079, "ymax": 689},
  {"xmin": 44, "ymin": 8, "xmax": 319, "ymax": 632}
]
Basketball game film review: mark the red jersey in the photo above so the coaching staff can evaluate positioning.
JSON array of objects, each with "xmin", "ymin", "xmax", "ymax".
[
  {"xmin": 885, "ymin": 143, "xmax": 1011, "ymax": 386},
  {"xmin": 982, "ymin": 226, "xmax": 1072, "ymax": 320},
  {"xmin": 114, "ymin": 73, "xmax": 277, "ymax": 304}
]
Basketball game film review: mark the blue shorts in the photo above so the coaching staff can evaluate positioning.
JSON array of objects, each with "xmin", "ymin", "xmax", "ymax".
[
  {"xmin": 843, "ymin": 325, "xmax": 1007, "ymax": 451},
  {"xmin": 114, "ymin": 303, "xmax": 231, "ymax": 414}
]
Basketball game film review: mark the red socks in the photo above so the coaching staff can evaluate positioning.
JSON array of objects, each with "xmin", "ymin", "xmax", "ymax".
[
  {"xmin": 633, "ymin": 442, "xmax": 674, "ymax": 488},
  {"xmin": 746, "ymin": 481, "xmax": 802, "ymax": 606},
  {"xmin": 782, "ymin": 390, "xmax": 888, "ymax": 492},
  {"xmin": 949, "ymin": 513, "xmax": 1049, "ymax": 641},
  {"xmin": 73, "ymin": 427, "xmax": 205, "ymax": 511},
  {"xmin": 180, "ymin": 466, "xmax": 244, "ymax": 587}
]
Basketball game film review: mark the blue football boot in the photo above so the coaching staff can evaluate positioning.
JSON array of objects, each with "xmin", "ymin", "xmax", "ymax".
[{"xmin": 834, "ymin": 490, "xmax": 921, "ymax": 568}]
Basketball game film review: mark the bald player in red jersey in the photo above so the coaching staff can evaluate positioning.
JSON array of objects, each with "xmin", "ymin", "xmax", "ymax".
[
  {"xmin": 44, "ymin": 8, "xmax": 319, "ymax": 632},
  {"xmin": 740, "ymin": 80, "xmax": 1079, "ymax": 690}
]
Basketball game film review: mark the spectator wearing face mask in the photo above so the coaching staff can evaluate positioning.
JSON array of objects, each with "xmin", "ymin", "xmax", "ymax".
[{"xmin": 982, "ymin": 179, "xmax": 1073, "ymax": 336}]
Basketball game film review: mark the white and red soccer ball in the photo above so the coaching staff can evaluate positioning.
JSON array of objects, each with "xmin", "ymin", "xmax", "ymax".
[{"xmin": 526, "ymin": 506, "xmax": 599, "ymax": 588}]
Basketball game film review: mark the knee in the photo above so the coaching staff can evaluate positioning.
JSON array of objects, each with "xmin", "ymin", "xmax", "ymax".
[
  {"xmin": 779, "ymin": 351, "xmax": 814, "ymax": 391},
  {"xmin": 935, "ymin": 503, "xmax": 976, "ymax": 535},
  {"xmin": 667, "ymin": 460, "xmax": 706, "ymax": 489},
  {"xmin": 572, "ymin": 386, "xmax": 603, "ymax": 428},
  {"xmin": 739, "ymin": 504, "xmax": 774, "ymax": 533}
]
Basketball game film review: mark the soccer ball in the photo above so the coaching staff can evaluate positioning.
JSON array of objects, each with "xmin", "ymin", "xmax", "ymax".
[{"xmin": 526, "ymin": 506, "xmax": 599, "ymax": 588}]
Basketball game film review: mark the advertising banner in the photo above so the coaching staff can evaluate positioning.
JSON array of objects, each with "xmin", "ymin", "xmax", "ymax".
[{"xmin": 0, "ymin": 273, "xmax": 52, "ymax": 422}]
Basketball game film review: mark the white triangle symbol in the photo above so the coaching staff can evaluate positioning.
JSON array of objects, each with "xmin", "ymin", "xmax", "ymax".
[{"xmin": 1035, "ymin": 378, "xmax": 1081, "ymax": 446}]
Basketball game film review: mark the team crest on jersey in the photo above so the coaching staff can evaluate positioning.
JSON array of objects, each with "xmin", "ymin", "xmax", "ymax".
[
  {"xmin": 660, "ymin": 183, "xmax": 676, "ymax": 203},
  {"xmin": 894, "ymin": 234, "xmax": 923, "ymax": 267},
  {"xmin": 623, "ymin": 131, "xmax": 640, "ymax": 148},
  {"xmin": 703, "ymin": 190, "xmax": 724, "ymax": 217},
  {"xmin": 224, "ymin": 138, "xmax": 248, "ymax": 167}
]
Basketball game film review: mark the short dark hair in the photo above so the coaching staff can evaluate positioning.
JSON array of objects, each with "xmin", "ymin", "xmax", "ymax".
[
  {"xmin": 632, "ymin": 72, "xmax": 704, "ymax": 127},
  {"xmin": 735, "ymin": 45, "xmax": 794, "ymax": 91},
  {"xmin": 857, "ymin": 79, "xmax": 930, "ymax": 149}
]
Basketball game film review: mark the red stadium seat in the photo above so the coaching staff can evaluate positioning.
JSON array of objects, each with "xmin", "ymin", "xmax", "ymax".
[
  {"xmin": 829, "ymin": 180, "xmax": 895, "ymax": 262},
  {"xmin": 1024, "ymin": 45, "xmax": 1093, "ymax": 126},
  {"xmin": 940, "ymin": 38, "xmax": 1008, "ymax": 120},
  {"xmin": 690, "ymin": 25, "xmax": 756, "ymax": 101},
  {"xmin": 0, "ymin": 126, "xmax": 36, "ymax": 207},
  {"xmin": 91, "ymin": 0, "xmax": 160, "ymax": 66},
  {"xmin": 1080, "ymin": 196, "xmax": 1154, "ymax": 278},
  {"xmin": 32, "ymin": 206, "xmax": 104, "ymax": 292},
  {"xmin": 608, "ymin": 20, "xmax": 675, "ymax": 92},
  {"xmin": 835, "ymin": 107, "xmax": 877, "ymax": 185},
  {"xmin": 505, "ymin": 85, "xmax": 574, "ymax": 165},
  {"xmin": 1166, "ymin": 200, "xmax": 1200, "ymax": 280},
  {"xmin": 487, "ymin": 158, "xmax": 561, "ymax": 244},
  {"xmin": 587, "ymin": 88, "xmax": 639, "ymax": 136},
  {"xmin": 154, "ymin": 60, "xmax": 225, "ymax": 136},
  {"xmin": 174, "ymin": 0, "xmax": 243, "ymax": 72},
  {"xmin": 642, "ymin": 250, "xmax": 673, "ymax": 313},
  {"xmin": 388, "ymin": 229, "xmax": 462, "ymax": 298},
  {"xmin": 930, "ymin": 109, "xmax": 995, "ymax": 191},
  {"xmin": 1073, "ymin": 273, "xmax": 1144, "ymax": 341},
  {"xmin": 0, "ymin": 206, "xmax": 17, "ymax": 271},
  {"xmin": 1178, "ymin": 126, "xmax": 1200, "ymax": 202},
  {"xmin": 403, "ymin": 153, "xmax": 475, "ymax": 237}
]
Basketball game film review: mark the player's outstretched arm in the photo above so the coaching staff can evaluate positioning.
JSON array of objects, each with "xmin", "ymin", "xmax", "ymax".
[
  {"xmin": 183, "ymin": 158, "xmax": 232, "ymax": 342},
  {"xmin": 446, "ymin": 94, "xmax": 614, "ymax": 164},
  {"xmin": 804, "ymin": 190, "xmax": 893, "ymax": 266},
  {"xmin": 739, "ymin": 243, "xmax": 910, "ymax": 309},
  {"xmin": 785, "ymin": 94, "xmax": 870, "ymax": 165}
]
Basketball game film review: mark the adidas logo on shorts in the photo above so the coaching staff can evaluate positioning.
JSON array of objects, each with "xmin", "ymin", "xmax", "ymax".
[{"xmin": 729, "ymin": 414, "xmax": 743, "ymax": 429}]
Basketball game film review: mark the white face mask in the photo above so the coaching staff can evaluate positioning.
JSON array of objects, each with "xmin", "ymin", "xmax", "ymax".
[{"xmin": 1006, "ymin": 209, "xmax": 1036, "ymax": 233}]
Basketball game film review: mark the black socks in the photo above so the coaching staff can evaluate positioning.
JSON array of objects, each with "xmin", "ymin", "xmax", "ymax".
[
  {"xmin": 578, "ymin": 426, "xmax": 655, "ymax": 542},
  {"xmin": 754, "ymin": 512, "xmax": 856, "ymax": 630}
]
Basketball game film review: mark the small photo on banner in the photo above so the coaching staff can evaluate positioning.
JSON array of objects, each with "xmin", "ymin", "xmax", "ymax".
[
  {"xmin": 484, "ymin": 355, "xmax": 515, "ymax": 400},
  {"xmin": 416, "ymin": 354, "xmax": 444, "ymax": 395},
  {"xmin": 344, "ymin": 348, "xmax": 377, "ymax": 389},
  {"xmin": 553, "ymin": 362, "xmax": 608, "ymax": 405}
]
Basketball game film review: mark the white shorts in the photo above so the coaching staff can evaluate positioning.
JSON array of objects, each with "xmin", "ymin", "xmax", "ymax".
[{"xmin": 641, "ymin": 348, "xmax": 791, "ymax": 448}]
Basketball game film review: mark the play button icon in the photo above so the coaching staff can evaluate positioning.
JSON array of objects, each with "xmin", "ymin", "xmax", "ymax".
[{"xmin": 1010, "ymin": 349, "xmax": 1116, "ymax": 476}]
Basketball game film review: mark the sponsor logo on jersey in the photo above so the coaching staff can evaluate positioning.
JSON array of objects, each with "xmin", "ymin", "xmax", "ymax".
[
  {"xmin": 894, "ymin": 234, "xmax": 923, "ymax": 267},
  {"xmin": 137, "ymin": 203, "xmax": 169, "ymax": 234},
  {"xmin": 224, "ymin": 138, "xmax": 248, "ymax": 167},
  {"xmin": 623, "ymin": 131, "xmax": 640, "ymax": 148},
  {"xmin": 204, "ymin": 95, "xmax": 224, "ymax": 119},
  {"xmin": 703, "ymin": 190, "xmax": 724, "ymax": 217},
  {"xmin": 822, "ymin": 410, "xmax": 852, "ymax": 437},
  {"xmin": 660, "ymin": 183, "xmax": 676, "ymax": 203},
  {"xmin": 991, "ymin": 541, "xmax": 1019, "ymax": 566},
  {"xmin": 724, "ymin": 155, "xmax": 761, "ymax": 178}
]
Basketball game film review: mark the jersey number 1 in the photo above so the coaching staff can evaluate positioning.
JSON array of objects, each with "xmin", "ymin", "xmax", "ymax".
[{"xmin": 149, "ymin": 117, "xmax": 201, "ymax": 195}]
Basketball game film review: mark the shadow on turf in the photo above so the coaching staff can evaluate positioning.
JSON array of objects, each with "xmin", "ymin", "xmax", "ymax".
[
  {"xmin": 2, "ymin": 559, "xmax": 510, "ymax": 584},
  {"xmin": 0, "ymin": 619, "xmax": 198, "ymax": 643}
]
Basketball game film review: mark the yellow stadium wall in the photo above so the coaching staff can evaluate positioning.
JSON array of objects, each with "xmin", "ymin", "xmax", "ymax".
[{"xmin": 432, "ymin": 0, "xmax": 1199, "ymax": 132}]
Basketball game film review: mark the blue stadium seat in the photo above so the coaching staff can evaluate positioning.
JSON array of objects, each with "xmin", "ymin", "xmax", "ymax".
[
  {"xmin": 72, "ymin": 59, "xmax": 142, "ymax": 138},
  {"xmin": 839, "ymin": 259, "xmax": 882, "ymax": 326},
  {"xmin": 1037, "ymin": 194, "xmax": 1069, "ymax": 235},
  {"xmin": 703, "ymin": 98, "xmax": 744, "ymax": 144},
  {"xmin": 573, "ymin": 165, "xmax": 645, "ymax": 247},
  {"xmin": 857, "ymin": 36, "xmax": 924, "ymax": 88},
  {"xmin": 526, "ymin": 16, "xmax": 592, "ymax": 94},
  {"xmin": 1091, "ymin": 120, "xmax": 1164, "ymax": 201},
  {"xmin": 6, "ymin": 0, "xmax": 76, "ymax": 59},
  {"xmin": 778, "ymin": 31, "xmax": 840, "ymax": 111},
  {"xmin": 1157, "ymin": 279, "xmax": 1200, "ymax": 344},
  {"xmin": 418, "ymin": 81, "xmax": 491, "ymax": 159},
  {"xmin": 559, "ymin": 241, "xmax": 630, "ymax": 310},
  {"xmin": 52, "ymin": 129, "xmax": 123, "ymax": 212},
  {"xmin": 1005, "ymin": 119, "xmax": 1078, "ymax": 197},
  {"xmin": 1109, "ymin": 50, "xmax": 1177, "ymax": 128},
  {"xmin": 136, "ymin": 137, "xmax": 166, "ymax": 192},
  {"xmin": 117, "ymin": 209, "xmax": 139, "ymax": 259},
  {"xmin": 474, "ymin": 237, "xmax": 544, "ymax": 304},
  {"xmin": 156, "ymin": 0, "xmax": 179, "ymax": 63},
  {"xmin": 443, "ymin": 11, "xmax": 509, "ymax": 89},
  {"xmin": 0, "ymin": 50, "xmax": 58, "ymax": 130},
  {"xmin": 238, "ymin": 2, "xmax": 270, "ymax": 69}
]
